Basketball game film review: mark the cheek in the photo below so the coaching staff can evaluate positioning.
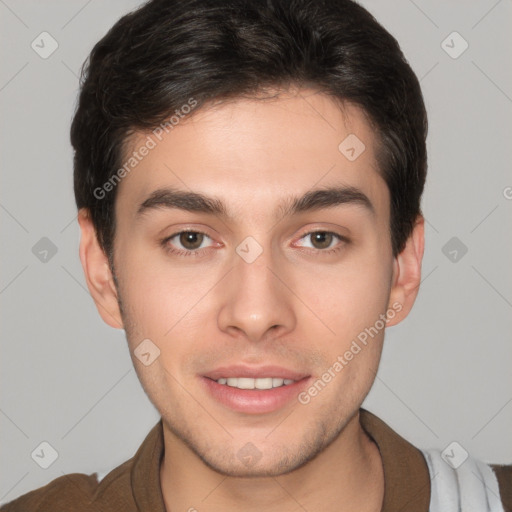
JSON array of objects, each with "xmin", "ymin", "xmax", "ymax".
[
  {"xmin": 295, "ymin": 253, "xmax": 392, "ymax": 339},
  {"xmin": 297, "ymin": 260, "xmax": 390, "ymax": 405},
  {"xmin": 116, "ymin": 250, "xmax": 221, "ymax": 351},
  {"xmin": 115, "ymin": 253, "xmax": 176, "ymax": 338}
]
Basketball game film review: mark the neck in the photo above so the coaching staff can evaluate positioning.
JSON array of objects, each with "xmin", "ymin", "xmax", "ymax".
[{"xmin": 159, "ymin": 411, "xmax": 384, "ymax": 512}]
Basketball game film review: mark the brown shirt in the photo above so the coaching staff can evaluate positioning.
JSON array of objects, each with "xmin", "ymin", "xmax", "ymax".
[{"xmin": 1, "ymin": 408, "xmax": 510, "ymax": 511}]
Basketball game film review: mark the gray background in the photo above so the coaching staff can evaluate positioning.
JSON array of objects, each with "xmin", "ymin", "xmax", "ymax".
[{"xmin": 1, "ymin": 0, "xmax": 511, "ymax": 504}]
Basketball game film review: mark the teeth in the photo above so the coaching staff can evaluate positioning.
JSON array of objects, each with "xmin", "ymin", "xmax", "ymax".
[
  {"xmin": 215, "ymin": 377, "xmax": 296, "ymax": 389},
  {"xmin": 255, "ymin": 377, "xmax": 273, "ymax": 389}
]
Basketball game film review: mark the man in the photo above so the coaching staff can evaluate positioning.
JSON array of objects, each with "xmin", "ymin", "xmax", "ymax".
[{"xmin": 2, "ymin": 0, "xmax": 510, "ymax": 510}]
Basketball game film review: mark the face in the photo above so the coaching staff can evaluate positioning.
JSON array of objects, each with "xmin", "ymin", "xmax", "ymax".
[{"xmin": 82, "ymin": 88, "xmax": 420, "ymax": 477}]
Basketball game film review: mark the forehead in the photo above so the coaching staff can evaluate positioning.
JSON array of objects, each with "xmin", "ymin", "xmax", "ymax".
[{"xmin": 115, "ymin": 89, "xmax": 389, "ymax": 222}]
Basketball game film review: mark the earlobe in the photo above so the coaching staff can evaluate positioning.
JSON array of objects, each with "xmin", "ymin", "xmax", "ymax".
[
  {"xmin": 77, "ymin": 208, "xmax": 124, "ymax": 329},
  {"xmin": 386, "ymin": 215, "xmax": 425, "ymax": 327}
]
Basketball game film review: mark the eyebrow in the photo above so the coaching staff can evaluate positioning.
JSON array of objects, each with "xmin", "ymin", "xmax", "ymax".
[{"xmin": 136, "ymin": 185, "xmax": 375, "ymax": 220}]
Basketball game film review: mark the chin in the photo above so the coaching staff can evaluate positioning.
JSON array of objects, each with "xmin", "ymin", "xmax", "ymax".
[
  {"xmin": 175, "ymin": 423, "xmax": 336, "ymax": 479},
  {"xmin": 197, "ymin": 450, "xmax": 312, "ymax": 478}
]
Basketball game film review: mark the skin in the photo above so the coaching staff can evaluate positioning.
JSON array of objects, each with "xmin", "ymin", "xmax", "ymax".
[{"xmin": 78, "ymin": 87, "xmax": 424, "ymax": 511}]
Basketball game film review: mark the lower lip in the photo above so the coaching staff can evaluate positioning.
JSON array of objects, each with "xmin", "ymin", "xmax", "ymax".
[{"xmin": 201, "ymin": 376, "xmax": 311, "ymax": 414}]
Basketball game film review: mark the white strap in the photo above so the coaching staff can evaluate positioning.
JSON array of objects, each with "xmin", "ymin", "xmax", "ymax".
[{"xmin": 421, "ymin": 448, "xmax": 505, "ymax": 512}]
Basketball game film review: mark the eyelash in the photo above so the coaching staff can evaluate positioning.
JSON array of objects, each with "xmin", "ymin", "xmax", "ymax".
[{"xmin": 160, "ymin": 229, "xmax": 349, "ymax": 258}]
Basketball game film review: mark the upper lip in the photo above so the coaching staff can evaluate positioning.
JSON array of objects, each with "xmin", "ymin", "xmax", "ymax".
[{"xmin": 203, "ymin": 365, "xmax": 309, "ymax": 381}]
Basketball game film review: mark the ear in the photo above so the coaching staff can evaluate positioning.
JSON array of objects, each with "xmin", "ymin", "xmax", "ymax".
[
  {"xmin": 386, "ymin": 215, "xmax": 425, "ymax": 327},
  {"xmin": 77, "ymin": 208, "xmax": 124, "ymax": 329}
]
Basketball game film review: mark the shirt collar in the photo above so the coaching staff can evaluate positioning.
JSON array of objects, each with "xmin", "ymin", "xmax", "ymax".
[{"xmin": 359, "ymin": 408, "xmax": 431, "ymax": 511}]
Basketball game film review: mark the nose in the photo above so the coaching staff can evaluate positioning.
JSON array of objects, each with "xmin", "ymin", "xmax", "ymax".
[{"xmin": 217, "ymin": 242, "xmax": 297, "ymax": 343}]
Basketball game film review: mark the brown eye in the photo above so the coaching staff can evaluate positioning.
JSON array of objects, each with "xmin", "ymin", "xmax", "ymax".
[
  {"xmin": 161, "ymin": 230, "xmax": 215, "ymax": 257},
  {"xmin": 178, "ymin": 231, "xmax": 205, "ymax": 250},
  {"xmin": 309, "ymin": 232, "xmax": 334, "ymax": 249},
  {"xmin": 295, "ymin": 230, "xmax": 347, "ymax": 253}
]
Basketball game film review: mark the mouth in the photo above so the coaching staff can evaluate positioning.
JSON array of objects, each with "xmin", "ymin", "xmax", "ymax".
[{"xmin": 200, "ymin": 365, "xmax": 311, "ymax": 414}]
